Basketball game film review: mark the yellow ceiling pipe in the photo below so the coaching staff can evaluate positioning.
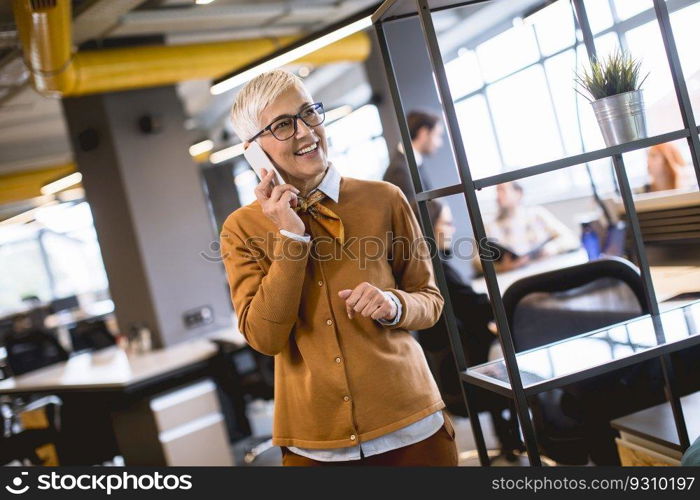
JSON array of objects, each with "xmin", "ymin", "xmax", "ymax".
[
  {"xmin": 13, "ymin": 0, "xmax": 76, "ymax": 95},
  {"xmin": 0, "ymin": 163, "xmax": 77, "ymax": 205},
  {"xmin": 12, "ymin": 0, "xmax": 371, "ymax": 97}
]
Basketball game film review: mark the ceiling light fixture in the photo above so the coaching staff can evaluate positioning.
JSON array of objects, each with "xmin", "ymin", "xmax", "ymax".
[
  {"xmin": 189, "ymin": 139, "xmax": 214, "ymax": 157},
  {"xmin": 210, "ymin": 143, "xmax": 246, "ymax": 164},
  {"xmin": 210, "ymin": 11, "xmax": 373, "ymax": 96},
  {"xmin": 40, "ymin": 172, "xmax": 83, "ymax": 196}
]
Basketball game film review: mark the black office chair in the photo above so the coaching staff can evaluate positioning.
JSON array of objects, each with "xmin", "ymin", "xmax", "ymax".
[
  {"xmin": 1, "ymin": 328, "xmax": 66, "ymax": 465},
  {"xmin": 0, "ymin": 394, "xmax": 62, "ymax": 465},
  {"xmin": 234, "ymin": 347, "xmax": 275, "ymax": 464},
  {"xmin": 211, "ymin": 341, "xmax": 275, "ymax": 464},
  {"xmin": 5, "ymin": 328, "xmax": 69, "ymax": 377},
  {"xmin": 503, "ymin": 257, "xmax": 647, "ymax": 352},
  {"xmin": 49, "ymin": 295, "xmax": 79, "ymax": 314},
  {"xmin": 501, "ymin": 257, "xmax": 666, "ymax": 465},
  {"xmin": 69, "ymin": 319, "xmax": 116, "ymax": 353}
]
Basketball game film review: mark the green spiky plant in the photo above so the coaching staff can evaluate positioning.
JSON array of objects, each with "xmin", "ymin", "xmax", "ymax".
[{"xmin": 575, "ymin": 49, "xmax": 649, "ymax": 102}]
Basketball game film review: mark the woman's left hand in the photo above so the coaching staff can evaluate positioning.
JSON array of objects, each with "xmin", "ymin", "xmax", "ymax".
[{"xmin": 338, "ymin": 282, "xmax": 397, "ymax": 321}]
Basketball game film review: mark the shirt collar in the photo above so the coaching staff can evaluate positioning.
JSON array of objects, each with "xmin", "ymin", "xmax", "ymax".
[
  {"xmin": 413, "ymin": 149, "xmax": 423, "ymax": 167},
  {"xmin": 396, "ymin": 142, "xmax": 423, "ymax": 166},
  {"xmin": 312, "ymin": 162, "xmax": 340, "ymax": 203}
]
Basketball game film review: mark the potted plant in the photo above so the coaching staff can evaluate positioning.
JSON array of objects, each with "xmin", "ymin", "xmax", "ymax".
[{"xmin": 575, "ymin": 49, "xmax": 649, "ymax": 147}]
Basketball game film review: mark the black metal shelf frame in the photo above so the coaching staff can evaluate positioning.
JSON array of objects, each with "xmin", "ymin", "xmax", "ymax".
[
  {"xmin": 462, "ymin": 301, "xmax": 700, "ymax": 397},
  {"xmin": 374, "ymin": 0, "xmax": 700, "ymax": 466}
]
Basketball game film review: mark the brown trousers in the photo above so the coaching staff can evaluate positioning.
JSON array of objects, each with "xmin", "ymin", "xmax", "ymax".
[{"xmin": 281, "ymin": 411, "xmax": 459, "ymax": 466}]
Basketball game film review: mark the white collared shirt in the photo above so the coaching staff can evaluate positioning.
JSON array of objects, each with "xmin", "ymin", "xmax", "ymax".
[{"xmin": 396, "ymin": 142, "xmax": 423, "ymax": 167}]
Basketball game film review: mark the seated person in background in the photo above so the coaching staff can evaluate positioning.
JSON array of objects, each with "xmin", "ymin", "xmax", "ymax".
[
  {"xmin": 418, "ymin": 200, "xmax": 522, "ymax": 458},
  {"xmin": 481, "ymin": 182, "xmax": 579, "ymax": 272},
  {"xmin": 645, "ymin": 143, "xmax": 684, "ymax": 193},
  {"xmin": 419, "ymin": 200, "xmax": 494, "ymax": 369}
]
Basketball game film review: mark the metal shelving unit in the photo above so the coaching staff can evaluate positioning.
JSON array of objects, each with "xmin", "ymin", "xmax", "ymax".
[{"xmin": 372, "ymin": 0, "xmax": 700, "ymax": 466}]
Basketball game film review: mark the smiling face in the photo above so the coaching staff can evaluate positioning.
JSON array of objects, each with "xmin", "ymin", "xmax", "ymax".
[{"xmin": 255, "ymin": 86, "xmax": 329, "ymax": 185}]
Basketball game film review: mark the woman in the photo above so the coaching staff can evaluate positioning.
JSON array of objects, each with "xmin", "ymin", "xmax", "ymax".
[
  {"xmin": 220, "ymin": 70, "xmax": 457, "ymax": 466},
  {"xmin": 645, "ymin": 143, "xmax": 684, "ymax": 192}
]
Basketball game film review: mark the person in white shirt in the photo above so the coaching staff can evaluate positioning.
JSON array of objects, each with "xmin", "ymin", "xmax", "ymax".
[
  {"xmin": 382, "ymin": 110, "xmax": 444, "ymax": 212},
  {"xmin": 483, "ymin": 182, "xmax": 579, "ymax": 273}
]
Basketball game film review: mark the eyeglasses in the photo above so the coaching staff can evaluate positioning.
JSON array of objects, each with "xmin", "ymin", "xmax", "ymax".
[{"xmin": 249, "ymin": 102, "xmax": 325, "ymax": 142}]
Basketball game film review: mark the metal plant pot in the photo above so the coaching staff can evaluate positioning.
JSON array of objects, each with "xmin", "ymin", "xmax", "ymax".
[{"xmin": 590, "ymin": 89, "xmax": 647, "ymax": 147}]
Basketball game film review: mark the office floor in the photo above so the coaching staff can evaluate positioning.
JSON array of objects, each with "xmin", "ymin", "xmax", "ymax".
[{"xmin": 231, "ymin": 406, "xmax": 533, "ymax": 467}]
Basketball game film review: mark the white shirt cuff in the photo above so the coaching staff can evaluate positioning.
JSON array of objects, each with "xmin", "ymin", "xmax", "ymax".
[
  {"xmin": 280, "ymin": 229, "xmax": 311, "ymax": 242},
  {"xmin": 377, "ymin": 291, "xmax": 402, "ymax": 327}
]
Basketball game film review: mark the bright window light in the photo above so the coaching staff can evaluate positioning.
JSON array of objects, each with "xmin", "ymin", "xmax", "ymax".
[
  {"xmin": 40, "ymin": 172, "xmax": 83, "ymax": 195},
  {"xmin": 210, "ymin": 143, "xmax": 245, "ymax": 164},
  {"xmin": 189, "ymin": 139, "xmax": 214, "ymax": 157}
]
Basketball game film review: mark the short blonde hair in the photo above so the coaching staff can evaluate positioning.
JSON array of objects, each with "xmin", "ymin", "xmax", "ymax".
[{"xmin": 230, "ymin": 69, "xmax": 308, "ymax": 142}]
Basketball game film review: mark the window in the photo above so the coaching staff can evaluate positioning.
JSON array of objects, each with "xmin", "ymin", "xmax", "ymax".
[
  {"xmin": 669, "ymin": 1, "xmax": 700, "ymax": 122},
  {"xmin": 326, "ymin": 104, "xmax": 388, "ymax": 181},
  {"xmin": 532, "ymin": 0, "xmax": 576, "ymax": 57},
  {"xmin": 487, "ymin": 64, "xmax": 563, "ymax": 169},
  {"xmin": 445, "ymin": 0, "xmax": 696, "ymax": 204},
  {"xmin": 454, "ymin": 95, "xmax": 501, "ymax": 180},
  {"xmin": 584, "ymin": 0, "xmax": 614, "ymax": 34},
  {"xmin": 613, "ymin": 0, "xmax": 653, "ymax": 21},
  {"xmin": 476, "ymin": 23, "xmax": 539, "ymax": 83},
  {"xmin": 0, "ymin": 202, "xmax": 109, "ymax": 315},
  {"xmin": 625, "ymin": 21, "xmax": 673, "ymax": 106},
  {"xmin": 445, "ymin": 49, "xmax": 483, "ymax": 99},
  {"xmin": 0, "ymin": 237, "xmax": 52, "ymax": 312}
]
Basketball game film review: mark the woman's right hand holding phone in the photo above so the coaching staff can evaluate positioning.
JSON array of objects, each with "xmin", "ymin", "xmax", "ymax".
[{"xmin": 254, "ymin": 168, "xmax": 305, "ymax": 236}]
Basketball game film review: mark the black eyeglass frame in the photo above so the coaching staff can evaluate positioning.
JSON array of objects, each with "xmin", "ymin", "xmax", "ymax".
[{"xmin": 248, "ymin": 102, "xmax": 325, "ymax": 142}]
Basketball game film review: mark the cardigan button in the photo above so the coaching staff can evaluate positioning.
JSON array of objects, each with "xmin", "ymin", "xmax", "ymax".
[
  {"xmin": 318, "ymin": 280, "xmax": 323, "ymax": 286},
  {"xmin": 350, "ymin": 434, "xmax": 357, "ymax": 441},
  {"xmin": 335, "ymin": 357, "xmax": 342, "ymax": 364},
  {"xmin": 343, "ymin": 395, "xmax": 350, "ymax": 402},
  {"xmin": 326, "ymin": 319, "xmax": 333, "ymax": 326}
]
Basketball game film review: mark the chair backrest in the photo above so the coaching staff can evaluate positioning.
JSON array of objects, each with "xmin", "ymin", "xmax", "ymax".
[
  {"xmin": 502, "ymin": 257, "xmax": 648, "ymax": 353},
  {"xmin": 230, "ymin": 346, "xmax": 274, "ymax": 401},
  {"xmin": 69, "ymin": 319, "xmax": 116, "ymax": 353},
  {"xmin": 5, "ymin": 329, "xmax": 69, "ymax": 377},
  {"xmin": 49, "ymin": 295, "xmax": 79, "ymax": 314}
]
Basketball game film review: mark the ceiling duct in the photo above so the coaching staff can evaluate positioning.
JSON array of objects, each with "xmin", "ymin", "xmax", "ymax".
[{"xmin": 12, "ymin": 0, "xmax": 370, "ymax": 97}]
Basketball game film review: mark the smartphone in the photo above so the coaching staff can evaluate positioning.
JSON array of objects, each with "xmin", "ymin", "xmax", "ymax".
[{"xmin": 244, "ymin": 141, "xmax": 286, "ymax": 187}]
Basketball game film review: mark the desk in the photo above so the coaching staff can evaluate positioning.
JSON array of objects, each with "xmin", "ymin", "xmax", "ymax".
[
  {"xmin": 611, "ymin": 391, "xmax": 700, "ymax": 465},
  {"xmin": 0, "ymin": 339, "xmax": 216, "ymax": 394},
  {"xmin": 471, "ymin": 249, "xmax": 589, "ymax": 295},
  {"xmin": 472, "ymin": 251, "xmax": 700, "ymax": 303},
  {"xmin": 650, "ymin": 266, "xmax": 700, "ymax": 303},
  {"xmin": 0, "ymin": 330, "xmax": 244, "ymax": 465}
]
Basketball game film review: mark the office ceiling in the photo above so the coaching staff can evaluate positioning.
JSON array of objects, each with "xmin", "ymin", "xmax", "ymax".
[
  {"xmin": 0, "ymin": 0, "xmax": 540, "ymax": 222},
  {"xmin": 0, "ymin": 0, "xmax": 379, "ymax": 180}
]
